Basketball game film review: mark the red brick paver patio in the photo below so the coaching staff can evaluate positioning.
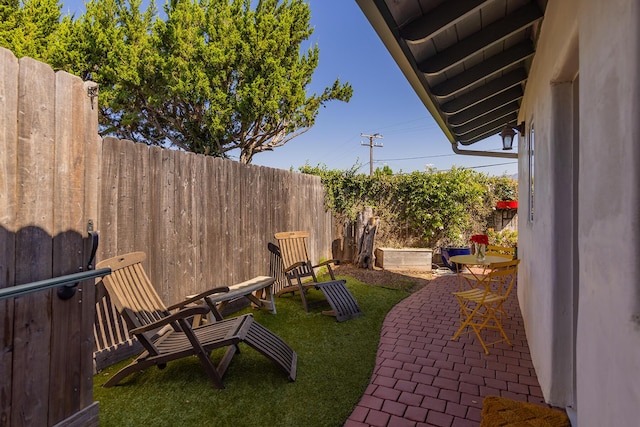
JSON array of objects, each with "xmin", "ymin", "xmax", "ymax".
[{"xmin": 344, "ymin": 273, "xmax": 545, "ymax": 427}]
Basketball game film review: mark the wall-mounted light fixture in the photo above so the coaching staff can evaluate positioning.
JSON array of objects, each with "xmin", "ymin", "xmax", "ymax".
[{"xmin": 500, "ymin": 123, "xmax": 525, "ymax": 150}]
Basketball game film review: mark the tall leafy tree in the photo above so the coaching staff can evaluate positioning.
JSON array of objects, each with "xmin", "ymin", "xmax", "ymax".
[
  {"xmin": 2, "ymin": 0, "xmax": 351, "ymax": 163},
  {"xmin": 67, "ymin": 0, "xmax": 352, "ymax": 163},
  {"xmin": 0, "ymin": 0, "xmax": 67, "ymax": 61}
]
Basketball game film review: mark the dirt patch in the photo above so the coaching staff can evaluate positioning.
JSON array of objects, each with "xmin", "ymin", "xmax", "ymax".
[{"xmin": 333, "ymin": 263, "xmax": 438, "ymax": 293}]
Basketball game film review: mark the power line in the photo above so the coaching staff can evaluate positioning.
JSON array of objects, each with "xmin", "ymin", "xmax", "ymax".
[
  {"xmin": 465, "ymin": 161, "xmax": 517, "ymax": 170},
  {"xmin": 360, "ymin": 160, "xmax": 517, "ymax": 175}
]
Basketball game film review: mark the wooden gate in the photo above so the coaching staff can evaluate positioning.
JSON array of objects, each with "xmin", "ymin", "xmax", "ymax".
[{"xmin": 0, "ymin": 49, "xmax": 101, "ymax": 426}]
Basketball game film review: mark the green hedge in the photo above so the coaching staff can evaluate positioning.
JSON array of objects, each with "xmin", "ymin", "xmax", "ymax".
[{"xmin": 300, "ymin": 164, "xmax": 517, "ymax": 249}]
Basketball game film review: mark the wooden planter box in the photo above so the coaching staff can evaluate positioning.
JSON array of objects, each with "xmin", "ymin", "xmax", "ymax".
[
  {"xmin": 496, "ymin": 200, "xmax": 518, "ymax": 209},
  {"xmin": 375, "ymin": 248, "xmax": 433, "ymax": 271}
]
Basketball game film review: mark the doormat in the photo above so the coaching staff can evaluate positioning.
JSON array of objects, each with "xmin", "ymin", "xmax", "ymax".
[{"xmin": 480, "ymin": 396, "xmax": 570, "ymax": 426}]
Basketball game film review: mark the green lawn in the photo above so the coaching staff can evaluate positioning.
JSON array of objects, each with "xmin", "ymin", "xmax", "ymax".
[{"xmin": 93, "ymin": 277, "xmax": 409, "ymax": 427}]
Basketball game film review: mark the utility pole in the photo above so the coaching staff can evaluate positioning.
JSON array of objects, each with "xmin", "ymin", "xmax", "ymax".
[{"xmin": 360, "ymin": 133, "xmax": 384, "ymax": 176}]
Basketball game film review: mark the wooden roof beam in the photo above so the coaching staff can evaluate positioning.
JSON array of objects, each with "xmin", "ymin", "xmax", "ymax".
[
  {"xmin": 441, "ymin": 68, "xmax": 527, "ymax": 114},
  {"xmin": 447, "ymin": 87, "xmax": 523, "ymax": 125},
  {"xmin": 451, "ymin": 102, "xmax": 520, "ymax": 133},
  {"xmin": 400, "ymin": 0, "xmax": 490, "ymax": 44},
  {"xmin": 432, "ymin": 41, "xmax": 534, "ymax": 98},
  {"xmin": 418, "ymin": 1, "xmax": 543, "ymax": 75},
  {"xmin": 455, "ymin": 112, "xmax": 518, "ymax": 143}
]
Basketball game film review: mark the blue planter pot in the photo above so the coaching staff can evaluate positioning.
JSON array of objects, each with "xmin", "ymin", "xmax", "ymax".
[{"xmin": 441, "ymin": 246, "xmax": 471, "ymax": 271}]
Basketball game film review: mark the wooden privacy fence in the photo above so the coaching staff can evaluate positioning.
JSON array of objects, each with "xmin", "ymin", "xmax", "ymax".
[
  {"xmin": 97, "ymin": 137, "xmax": 333, "ymax": 301},
  {"xmin": 93, "ymin": 137, "xmax": 335, "ymax": 369},
  {"xmin": 0, "ymin": 48, "xmax": 336, "ymax": 426}
]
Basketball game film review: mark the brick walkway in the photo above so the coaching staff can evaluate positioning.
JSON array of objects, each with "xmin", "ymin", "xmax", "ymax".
[{"xmin": 344, "ymin": 274, "xmax": 545, "ymax": 427}]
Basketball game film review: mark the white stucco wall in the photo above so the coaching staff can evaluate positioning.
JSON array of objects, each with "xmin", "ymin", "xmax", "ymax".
[
  {"xmin": 577, "ymin": 0, "xmax": 640, "ymax": 425},
  {"xmin": 517, "ymin": 0, "xmax": 579, "ymax": 408},
  {"xmin": 519, "ymin": 0, "xmax": 640, "ymax": 424}
]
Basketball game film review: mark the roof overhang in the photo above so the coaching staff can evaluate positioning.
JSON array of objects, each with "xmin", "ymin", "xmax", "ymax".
[{"xmin": 355, "ymin": 0, "xmax": 546, "ymax": 150}]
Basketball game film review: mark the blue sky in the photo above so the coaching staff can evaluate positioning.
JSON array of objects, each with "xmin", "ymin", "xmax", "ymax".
[{"xmin": 61, "ymin": 0, "xmax": 518, "ymax": 176}]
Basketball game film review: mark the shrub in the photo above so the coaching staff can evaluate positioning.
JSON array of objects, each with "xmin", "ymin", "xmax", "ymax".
[
  {"xmin": 488, "ymin": 228, "xmax": 518, "ymax": 247},
  {"xmin": 300, "ymin": 164, "xmax": 517, "ymax": 249}
]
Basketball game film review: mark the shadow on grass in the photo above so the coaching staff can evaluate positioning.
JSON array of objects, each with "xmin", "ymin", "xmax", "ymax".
[{"xmin": 94, "ymin": 278, "xmax": 409, "ymax": 427}]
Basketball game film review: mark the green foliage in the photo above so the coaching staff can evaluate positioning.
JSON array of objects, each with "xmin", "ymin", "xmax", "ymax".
[
  {"xmin": 299, "ymin": 162, "xmax": 373, "ymax": 221},
  {"xmin": 488, "ymin": 228, "xmax": 518, "ymax": 247},
  {"xmin": 374, "ymin": 165, "xmax": 393, "ymax": 176},
  {"xmin": 94, "ymin": 279, "xmax": 408, "ymax": 427},
  {"xmin": 492, "ymin": 176, "xmax": 518, "ymax": 201},
  {"xmin": 2, "ymin": 0, "xmax": 352, "ymax": 164},
  {"xmin": 300, "ymin": 164, "xmax": 518, "ymax": 249},
  {"xmin": 0, "ymin": 0, "xmax": 68, "ymax": 61}
]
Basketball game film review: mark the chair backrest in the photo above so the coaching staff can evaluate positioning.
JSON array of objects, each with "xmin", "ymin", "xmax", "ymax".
[
  {"xmin": 96, "ymin": 252, "xmax": 170, "ymax": 332},
  {"xmin": 267, "ymin": 242, "xmax": 288, "ymax": 294},
  {"xmin": 486, "ymin": 245, "xmax": 516, "ymax": 259},
  {"xmin": 274, "ymin": 231, "xmax": 315, "ymax": 280},
  {"xmin": 486, "ymin": 258, "xmax": 520, "ymax": 297}
]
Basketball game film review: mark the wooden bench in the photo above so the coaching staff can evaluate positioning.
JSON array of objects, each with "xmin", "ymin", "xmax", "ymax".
[{"xmin": 189, "ymin": 276, "xmax": 276, "ymax": 323}]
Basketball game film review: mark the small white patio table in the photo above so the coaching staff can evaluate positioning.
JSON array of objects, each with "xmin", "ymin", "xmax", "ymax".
[{"xmin": 448, "ymin": 254, "xmax": 512, "ymax": 291}]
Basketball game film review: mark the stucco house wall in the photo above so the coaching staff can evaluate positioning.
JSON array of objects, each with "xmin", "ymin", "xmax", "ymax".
[
  {"xmin": 518, "ymin": 0, "xmax": 640, "ymax": 424},
  {"xmin": 577, "ymin": 1, "xmax": 640, "ymax": 425},
  {"xmin": 516, "ymin": 0, "xmax": 578, "ymax": 408}
]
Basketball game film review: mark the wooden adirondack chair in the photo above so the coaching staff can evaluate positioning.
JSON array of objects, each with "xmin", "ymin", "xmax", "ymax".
[
  {"xmin": 96, "ymin": 252, "xmax": 297, "ymax": 389},
  {"xmin": 273, "ymin": 231, "xmax": 362, "ymax": 322}
]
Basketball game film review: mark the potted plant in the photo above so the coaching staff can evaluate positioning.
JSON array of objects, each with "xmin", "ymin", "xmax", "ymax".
[
  {"xmin": 495, "ymin": 179, "xmax": 518, "ymax": 209},
  {"xmin": 440, "ymin": 233, "xmax": 471, "ymax": 270},
  {"xmin": 496, "ymin": 200, "xmax": 518, "ymax": 209}
]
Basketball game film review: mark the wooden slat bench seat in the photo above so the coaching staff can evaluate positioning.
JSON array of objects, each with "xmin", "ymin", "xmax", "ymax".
[{"xmin": 204, "ymin": 276, "xmax": 276, "ymax": 320}]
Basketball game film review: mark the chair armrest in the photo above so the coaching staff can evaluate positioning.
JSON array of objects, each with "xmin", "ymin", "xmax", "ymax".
[
  {"xmin": 312, "ymin": 259, "xmax": 340, "ymax": 269},
  {"xmin": 313, "ymin": 259, "xmax": 339, "ymax": 280},
  {"xmin": 284, "ymin": 261, "xmax": 306, "ymax": 274},
  {"xmin": 129, "ymin": 305, "xmax": 211, "ymax": 335},
  {"xmin": 167, "ymin": 286, "xmax": 231, "ymax": 310}
]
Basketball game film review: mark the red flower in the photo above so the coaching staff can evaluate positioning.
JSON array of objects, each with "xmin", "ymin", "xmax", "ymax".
[{"xmin": 470, "ymin": 234, "xmax": 489, "ymax": 245}]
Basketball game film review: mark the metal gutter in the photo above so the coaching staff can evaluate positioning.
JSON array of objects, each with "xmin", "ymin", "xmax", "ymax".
[{"xmin": 450, "ymin": 141, "xmax": 518, "ymax": 159}]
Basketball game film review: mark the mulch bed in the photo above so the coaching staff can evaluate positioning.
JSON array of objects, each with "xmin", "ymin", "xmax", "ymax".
[{"xmin": 334, "ymin": 263, "xmax": 436, "ymax": 293}]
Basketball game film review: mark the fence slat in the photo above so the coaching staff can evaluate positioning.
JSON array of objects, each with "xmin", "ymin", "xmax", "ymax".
[
  {"xmin": 175, "ymin": 152, "xmax": 196, "ymax": 298},
  {"xmin": 13, "ymin": 56, "xmax": 56, "ymax": 427},
  {"xmin": 80, "ymin": 80, "xmax": 101, "ymax": 410},
  {"xmin": 49, "ymin": 71, "xmax": 86, "ymax": 424},
  {"xmin": 0, "ymin": 46, "xmax": 19, "ymax": 427},
  {"xmin": 116, "ymin": 138, "xmax": 136, "ymax": 256},
  {"xmin": 194, "ymin": 155, "xmax": 207, "ymax": 291},
  {"xmin": 99, "ymin": 137, "xmax": 120, "ymax": 260},
  {"xmin": 132, "ymin": 142, "xmax": 150, "ymax": 257}
]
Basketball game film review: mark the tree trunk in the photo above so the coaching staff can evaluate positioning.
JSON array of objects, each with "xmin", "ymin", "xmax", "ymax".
[{"xmin": 354, "ymin": 207, "xmax": 379, "ymax": 269}]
